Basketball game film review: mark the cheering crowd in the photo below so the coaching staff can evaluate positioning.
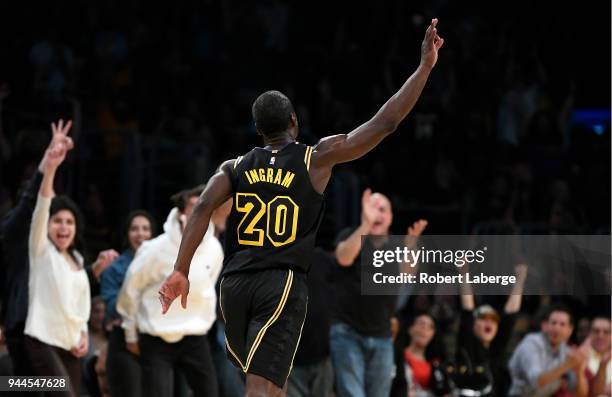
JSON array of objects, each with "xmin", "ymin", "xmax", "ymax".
[{"xmin": 0, "ymin": 119, "xmax": 609, "ymax": 397}]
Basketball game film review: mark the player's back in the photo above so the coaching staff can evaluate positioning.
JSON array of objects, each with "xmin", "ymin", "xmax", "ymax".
[{"xmin": 222, "ymin": 142, "xmax": 324, "ymax": 276}]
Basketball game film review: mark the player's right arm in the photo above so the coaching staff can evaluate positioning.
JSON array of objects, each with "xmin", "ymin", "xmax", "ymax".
[
  {"xmin": 311, "ymin": 19, "xmax": 444, "ymax": 173},
  {"xmin": 158, "ymin": 159, "xmax": 234, "ymax": 314}
]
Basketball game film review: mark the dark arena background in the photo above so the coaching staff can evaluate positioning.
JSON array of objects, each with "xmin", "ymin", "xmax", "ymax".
[{"xmin": 0, "ymin": 1, "xmax": 610, "ymax": 397}]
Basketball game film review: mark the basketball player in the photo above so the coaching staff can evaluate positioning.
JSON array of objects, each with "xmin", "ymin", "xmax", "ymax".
[{"xmin": 159, "ymin": 18, "xmax": 444, "ymax": 397}]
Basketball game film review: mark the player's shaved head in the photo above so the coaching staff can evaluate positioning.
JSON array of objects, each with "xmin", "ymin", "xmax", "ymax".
[{"xmin": 252, "ymin": 90, "xmax": 295, "ymax": 137}]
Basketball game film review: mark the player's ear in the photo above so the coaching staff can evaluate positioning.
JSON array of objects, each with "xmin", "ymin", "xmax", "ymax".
[
  {"xmin": 290, "ymin": 113, "xmax": 298, "ymax": 128},
  {"xmin": 254, "ymin": 123, "xmax": 263, "ymax": 136}
]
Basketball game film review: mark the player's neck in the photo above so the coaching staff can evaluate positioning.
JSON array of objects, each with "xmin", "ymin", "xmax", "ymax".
[{"xmin": 263, "ymin": 133, "xmax": 295, "ymax": 150}]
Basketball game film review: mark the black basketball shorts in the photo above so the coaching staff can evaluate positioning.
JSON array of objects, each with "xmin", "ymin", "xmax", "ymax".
[{"xmin": 219, "ymin": 268, "xmax": 308, "ymax": 387}]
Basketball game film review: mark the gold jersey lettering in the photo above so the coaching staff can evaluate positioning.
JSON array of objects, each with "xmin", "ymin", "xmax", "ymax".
[
  {"xmin": 273, "ymin": 169, "xmax": 282, "ymax": 184},
  {"xmin": 281, "ymin": 171, "xmax": 295, "ymax": 188},
  {"xmin": 245, "ymin": 171, "xmax": 254, "ymax": 184},
  {"xmin": 242, "ymin": 168, "xmax": 295, "ymax": 188},
  {"xmin": 249, "ymin": 169, "xmax": 260, "ymax": 183}
]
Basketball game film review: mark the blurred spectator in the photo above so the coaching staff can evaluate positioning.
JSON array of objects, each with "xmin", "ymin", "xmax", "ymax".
[
  {"xmin": 455, "ymin": 264, "xmax": 528, "ymax": 396},
  {"xmin": 29, "ymin": 30, "xmax": 75, "ymax": 102},
  {"xmin": 508, "ymin": 305, "xmax": 588, "ymax": 397},
  {"xmin": 585, "ymin": 317, "xmax": 611, "ymax": 397},
  {"xmin": 100, "ymin": 209, "xmax": 155, "ymax": 397},
  {"xmin": 117, "ymin": 185, "xmax": 222, "ymax": 397},
  {"xmin": 391, "ymin": 313, "xmax": 450, "ymax": 397},
  {"xmin": 88, "ymin": 296, "xmax": 107, "ymax": 354},
  {"xmin": 24, "ymin": 120, "xmax": 90, "ymax": 396},
  {"xmin": 82, "ymin": 296, "xmax": 107, "ymax": 397},
  {"xmin": 576, "ymin": 317, "xmax": 592, "ymax": 346},
  {"xmin": 331, "ymin": 189, "xmax": 427, "ymax": 397},
  {"xmin": 94, "ymin": 342, "xmax": 111, "ymax": 397},
  {"xmin": 0, "ymin": 84, "xmax": 12, "ymax": 199},
  {"xmin": 0, "ymin": 326, "xmax": 11, "ymax": 376},
  {"xmin": 0, "ymin": 143, "xmax": 44, "ymax": 379}
]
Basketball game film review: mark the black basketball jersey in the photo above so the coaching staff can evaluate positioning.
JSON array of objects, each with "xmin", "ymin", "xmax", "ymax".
[{"xmin": 222, "ymin": 142, "xmax": 325, "ymax": 276}]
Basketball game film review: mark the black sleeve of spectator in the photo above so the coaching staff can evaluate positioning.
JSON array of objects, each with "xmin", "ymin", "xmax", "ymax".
[
  {"xmin": 86, "ymin": 265, "xmax": 101, "ymax": 296},
  {"xmin": 458, "ymin": 308, "xmax": 474, "ymax": 345},
  {"xmin": 0, "ymin": 171, "xmax": 43, "ymax": 243},
  {"xmin": 390, "ymin": 334, "xmax": 408, "ymax": 397},
  {"xmin": 334, "ymin": 227, "xmax": 356, "ymax": 248},
  {"xmin": 490, "ymin": 312, "xmax": 517, "ymax": 358}
]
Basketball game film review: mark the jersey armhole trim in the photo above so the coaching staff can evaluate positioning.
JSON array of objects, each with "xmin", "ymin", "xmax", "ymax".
[{"xmin": 303, "ymin": 146, "xmax": 313, "ymax": 171}]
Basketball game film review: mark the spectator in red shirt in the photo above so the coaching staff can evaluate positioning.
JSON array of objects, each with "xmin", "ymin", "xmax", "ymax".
[{"xmin": 392, "ymin": 313, "xmax": 448, "ymax": 397}]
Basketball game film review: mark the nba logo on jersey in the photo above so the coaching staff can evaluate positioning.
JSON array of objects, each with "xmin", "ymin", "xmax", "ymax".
[{"xmin": 270, "ymin": 157, "xmax": 276, "ymax": 165}]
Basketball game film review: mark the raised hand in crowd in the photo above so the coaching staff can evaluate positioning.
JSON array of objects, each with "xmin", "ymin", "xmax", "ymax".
[
  {"xmin": 360, "ymin": 188, "xmax": 381, "ymax": 232},
  {"xmin": 37, "ymin": 118, "xmax": 74, "ymax": 173},
  {"xmin": 42, "ymin": 119, "xmax": 74, "ymax": 177},
  {"xmin": 404, "ymin": 218, "xmax": 428, "ymax": 249},
  {"xmin": 407, "ymin": 219, "xmax": 428, "ymax": 237},
  {"xmin": 514, "ymin": 263, "xmax": 528, "ymax": 283},
  {"xmin": 92, "ymin": 249, "xmax": 120, "ymax": 280}
]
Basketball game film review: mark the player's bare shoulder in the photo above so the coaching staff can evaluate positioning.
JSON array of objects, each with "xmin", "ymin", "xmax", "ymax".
[
  {"xmin": 310, "ymin": 134, "xmax": 348, "ymax": 169},
  {"xmin": 314, "ymin": 134, "xmax": 347, "ymax": 154},
  {"xmin": 220, "ymin": 158, "xmax": 238, "ymax": 174}
]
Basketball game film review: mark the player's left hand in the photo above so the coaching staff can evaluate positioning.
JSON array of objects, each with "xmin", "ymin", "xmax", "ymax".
[{"xmin": 159, "ymin": 270, "xmax": 190, "ymax": 314}]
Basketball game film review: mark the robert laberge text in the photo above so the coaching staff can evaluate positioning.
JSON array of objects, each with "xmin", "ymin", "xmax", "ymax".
[{"xmin": 373, "ymin": 272, "xmax": 516, "ymax": 286}]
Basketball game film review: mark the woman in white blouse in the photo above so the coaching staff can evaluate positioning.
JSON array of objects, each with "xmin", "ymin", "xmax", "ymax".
[{"xmin": 24, "ymin": 120, "xmax": 90, "ymax": 397}]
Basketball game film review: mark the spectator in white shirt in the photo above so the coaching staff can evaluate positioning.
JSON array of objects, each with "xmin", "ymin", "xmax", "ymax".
[
  {"xmin": 24, "ymin": 119, "xmax": 90, "ymax": 397},
  {"xmin": 117, "ymin": 185, "xmax": 226, "ymax": 397}
]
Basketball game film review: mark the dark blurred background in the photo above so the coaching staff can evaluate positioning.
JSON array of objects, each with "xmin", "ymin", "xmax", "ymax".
[{"xmin": 0, "ymin": 0, "xmax": 610, "ymax": 255}]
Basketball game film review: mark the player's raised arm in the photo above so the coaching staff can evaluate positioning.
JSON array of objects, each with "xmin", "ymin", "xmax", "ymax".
[
  {"xmin": 313, "ymin": 18, "xmax": 444, "ymax": 168},
  {"xmin": 158, "ymin": 160, "xmax": 234, "ymax": 314}
]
